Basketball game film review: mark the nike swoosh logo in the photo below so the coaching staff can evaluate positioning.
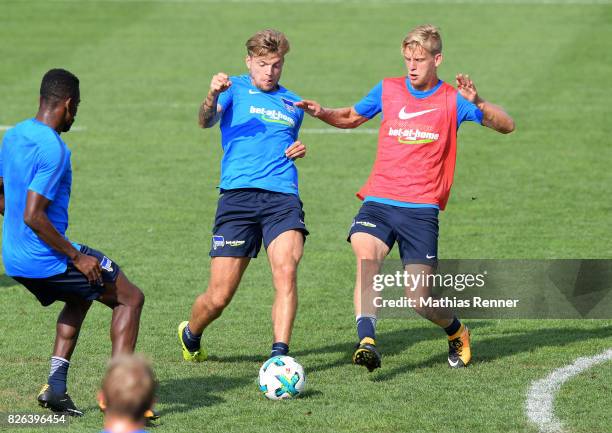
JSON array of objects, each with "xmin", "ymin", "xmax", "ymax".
[
  {"xmin": 426, "ymin": 254, "xmax": 436, "ymax": 259},
  {"xmin": 248, "ymin": 89, "xmax": 260, "ymax": 94},
  {"xmin": 398, "ymin": 107, "xmax": 438, "ymax": 120},
  {"xmin": 448, "ymin": 358, "xmax": 460, "ymax": 367}
]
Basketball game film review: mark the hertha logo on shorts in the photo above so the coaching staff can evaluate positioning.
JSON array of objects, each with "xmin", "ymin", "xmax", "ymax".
[
  {"xmin": 212, "ymin": 235, "xmax": 225, "ymax": 250},
  {"xmin": 100, "ymin": 256, "xmax": 114, "ymax": 272}
]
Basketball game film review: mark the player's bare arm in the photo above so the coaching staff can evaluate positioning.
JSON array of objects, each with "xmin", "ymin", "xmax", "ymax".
[
  {"xmin": 24, "ymin": 190, "xmax": 102, "ymax": 283},
  {"xmin": 456, "ymin": 73, "xmax": 515, "ymax": 134},
  {"xmin": 0, "ymin": 177, "xmax": 4, "ymax": 215},
  {"xmin": 284, "ymin": 140, "xmax": 306, "ymax": 160},
  {"xmin": 198, "ymin": 72, "xmax": 232, "ymax": 128},
  {"xmin": 296, "ymin": 100, "xmax": 369, "ymax": 129}
]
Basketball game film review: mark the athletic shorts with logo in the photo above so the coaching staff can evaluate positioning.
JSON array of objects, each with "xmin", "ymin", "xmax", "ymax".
[
  {"xmin": 210, "ymin": 188, "xmax": 309, "ymax": 258},
  {"xmin": 12, "ymin": 244, "xmax": 120, "ymax": 306},
  {"xmin": 348, "ymin": 202, "xmax": 438, "ymax": 266}
]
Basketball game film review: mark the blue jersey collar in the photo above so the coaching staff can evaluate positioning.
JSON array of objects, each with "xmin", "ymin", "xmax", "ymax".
[
  {"xmin": 406, "ymin": 78, "xmax": 443, "ymax": 99},
  {"xmin": 246, "ymin": 74, "xmax": 284, "ymax": 95}
]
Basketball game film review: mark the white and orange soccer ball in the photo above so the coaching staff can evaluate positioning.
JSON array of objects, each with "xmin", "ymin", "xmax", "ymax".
[{"xmin": 258, "ymin": 355, "xmax": 306, "ymax": 400}]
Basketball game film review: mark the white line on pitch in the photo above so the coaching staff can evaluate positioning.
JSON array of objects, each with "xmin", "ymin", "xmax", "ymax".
[
  {"xmin": 1, "ymin": 124, "xmax": 375, "ymax": 135},
  {"xmin": 2, "ymin": 125, "xmax": 373, "ymax": 134},
  {"xmin": 301, "ymin": 128, "xmax": 378, "ymax": 134},
  {"xmin": 525, "ymin": 348, "xmax": 612, "ymax": 433},
  {"xmin": 0, "ymin": 125, "xmax": 87, "ymax": 132}
]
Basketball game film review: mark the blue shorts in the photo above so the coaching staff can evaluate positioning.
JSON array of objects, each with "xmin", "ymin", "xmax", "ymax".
[
  {"xmin": 348, "ymin": 202, "xmax": 439, "ymax": 266},
  {"xmin": 12, "ymin": 244, "xmax": 120, "ymax": 306},
  {"xmin": 210, "ymin": 188, "xmax": 309, "ymax": 258}
]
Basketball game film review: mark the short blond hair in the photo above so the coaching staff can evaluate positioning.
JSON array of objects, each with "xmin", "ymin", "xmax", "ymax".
[
  {"xmin": 101, "ymin": 355, "xmax": 156, "ymax": 421},
  {"xmin": 401, "ymin": 24, "xmax": 442, "ymax": 55},
  {"xmin": 246, "ymin": 29, "xmax": 290, "ymax": 57}
]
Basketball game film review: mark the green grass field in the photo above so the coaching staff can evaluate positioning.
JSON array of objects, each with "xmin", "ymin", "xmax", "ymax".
[{"xmin": 1, "ymin": 1, "xmax": 612, "ymax": 432}]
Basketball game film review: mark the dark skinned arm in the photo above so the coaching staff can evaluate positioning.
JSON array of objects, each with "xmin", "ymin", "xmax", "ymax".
[{"xmin": 24, "ymin": 190, "xmax": 102, "ymax": 284}]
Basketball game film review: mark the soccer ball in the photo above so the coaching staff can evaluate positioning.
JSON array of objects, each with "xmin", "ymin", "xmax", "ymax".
[{"xmin": 258, "ymin": 355, "xmax": 305, "ymax": 400}]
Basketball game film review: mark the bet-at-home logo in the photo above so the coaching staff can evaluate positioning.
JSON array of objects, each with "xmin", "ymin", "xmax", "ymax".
[
  {"xmin": 388, "ymin": 127, "xmax": 439, "ymax": 145},
  {"xmin": 250, "ymin": 106, "xmax": 295, "ymax": 127}
]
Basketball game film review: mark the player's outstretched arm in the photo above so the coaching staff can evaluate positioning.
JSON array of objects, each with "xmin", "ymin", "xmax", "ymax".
[
  {"xmin": 295, "ymin": 100, "xmax": 369, "ymax": 129},
  {"xmin": 456, "ymin": 74, "xmax": 515, "ymax": 134},
  {"xmin": 198, "ymin": 72, "xmax": 232, "ymax": 128},
  {"xmin": 24, "ymin": 190, "xmax": 102, "ymax": 284}
]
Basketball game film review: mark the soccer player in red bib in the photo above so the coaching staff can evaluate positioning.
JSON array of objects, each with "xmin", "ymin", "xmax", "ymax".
[{"xmin": 297, "ymin": 24, "xmax": 514, "ymax": 370}]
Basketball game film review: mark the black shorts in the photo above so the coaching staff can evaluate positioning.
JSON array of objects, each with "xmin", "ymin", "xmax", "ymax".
[
  {"xmin": 210, "ymin": 188, "xmax": 309, "ymax": 258},
  {"xmin": 12, "ymin": 244, "xmax": 121, "ymax": 306},
  {"xmin": 348, "ymin": 202, "xmax": 439, "ymax": 266}
]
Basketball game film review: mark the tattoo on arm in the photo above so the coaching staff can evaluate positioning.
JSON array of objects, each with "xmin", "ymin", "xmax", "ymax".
[{"xmin": 198, "ymin": 93, "xmax": 220, "ymax": 128}]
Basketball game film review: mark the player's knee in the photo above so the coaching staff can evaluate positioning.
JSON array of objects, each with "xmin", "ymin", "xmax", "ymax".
[
  {"xmin": 273, "ymin": 262, "xmax": 298, "ymax": 281},
  {"xmin": 125, "ymin": 285, "xmax": 145, "ymax": 309},
  {"xmin": 207, "ymin": 292, "xmax": 232, "ymax": 312},
  {"xmin": 134, "ymin": 289, "xmax": 145, "ymax": 309}
]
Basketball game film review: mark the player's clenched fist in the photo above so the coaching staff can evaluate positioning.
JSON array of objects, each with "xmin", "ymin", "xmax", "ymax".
[{"xmin": 210, "ymin": 73, "xmax": 232, "ymax": 96}]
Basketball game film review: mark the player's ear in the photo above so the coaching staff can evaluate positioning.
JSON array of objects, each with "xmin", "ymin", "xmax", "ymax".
[
  {"xmin": 245, "ymin": 55, "xmax": 252, "ymax": 70},
  {"xmin": 97, "ymin": 390, "xmax": 106, "ymax": 408},
  {"xmin": 434, "ymin": 53, "xmax": 443, "ymax": 68}
]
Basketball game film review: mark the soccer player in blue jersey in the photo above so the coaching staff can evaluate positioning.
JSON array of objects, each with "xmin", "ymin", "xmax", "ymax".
[
  {"xmin": 0, "ymin": 69, "xmax": 149, "ymax": 416},
  {"xmin": 178, "ymin": 29, "xmax": 308, "ymax": 362}
]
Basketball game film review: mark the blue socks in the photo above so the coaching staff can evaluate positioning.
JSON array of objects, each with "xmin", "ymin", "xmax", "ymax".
[
  {"xmin": 182, "ymin": 323, "xmax": 202, "ymax": 352},
  {"xmin": 48, "ymin": 356, "xmax": 70, "ymax": 394},
  {"xmin": 271, "ymin": 342, "xmax": 289, "ymax": 358},
  {"xmin": 444, "ymin": 317, "xmax": 462, "ymax": 336},
  {"xmin": 356, "ymin": 315, "xmax": 377, "ymax": 341}
]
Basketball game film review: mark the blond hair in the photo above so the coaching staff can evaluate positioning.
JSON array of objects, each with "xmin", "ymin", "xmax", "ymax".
[
  {"xmin": 101, "ymin": 355, "xmax": 156, "ymax": 421},
  {"xmin": 246, "ymin": 29, "xmax": 290, "ymax": 57},
  {"xmin": 401, "ymin": 24, "xmax": 442, "ymax": 55}
]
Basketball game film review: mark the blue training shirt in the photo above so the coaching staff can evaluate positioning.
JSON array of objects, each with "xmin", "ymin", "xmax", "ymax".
[
  {"xmin": 216, "ymin": 74, "xmax": 304, "ymax": 195},
  {"xmin": 354, "ymin": 78, "xmax": 483, "ymax": 209},
  {"xmin": 0, "ymin": 119, "xmax": 73, "ymax": 278},
  {"xmin": 354, "ymin": 78, "xmax": 483, "ymax": 125}
]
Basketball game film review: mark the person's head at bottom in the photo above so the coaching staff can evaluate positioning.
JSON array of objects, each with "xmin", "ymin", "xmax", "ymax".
[{"xmin": 98, "ymin": 354, "xmax": 156, "ymax": 433}]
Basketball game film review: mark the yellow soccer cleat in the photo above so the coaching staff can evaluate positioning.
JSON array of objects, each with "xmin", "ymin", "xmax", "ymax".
[
  {"xmin": 178, "ymin": 321, "xmax": 208, "ymax": 362},
  {"xmin": 352, "ymin": 337, "xmax": 382, "ymax": 372},
  {"xmin": 144, "ymin": 408, "xmax": 160, "ymax": 421},
  {"xmin": 447, "ymin": 324, "xmax": 471, "ymax": 368}
]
